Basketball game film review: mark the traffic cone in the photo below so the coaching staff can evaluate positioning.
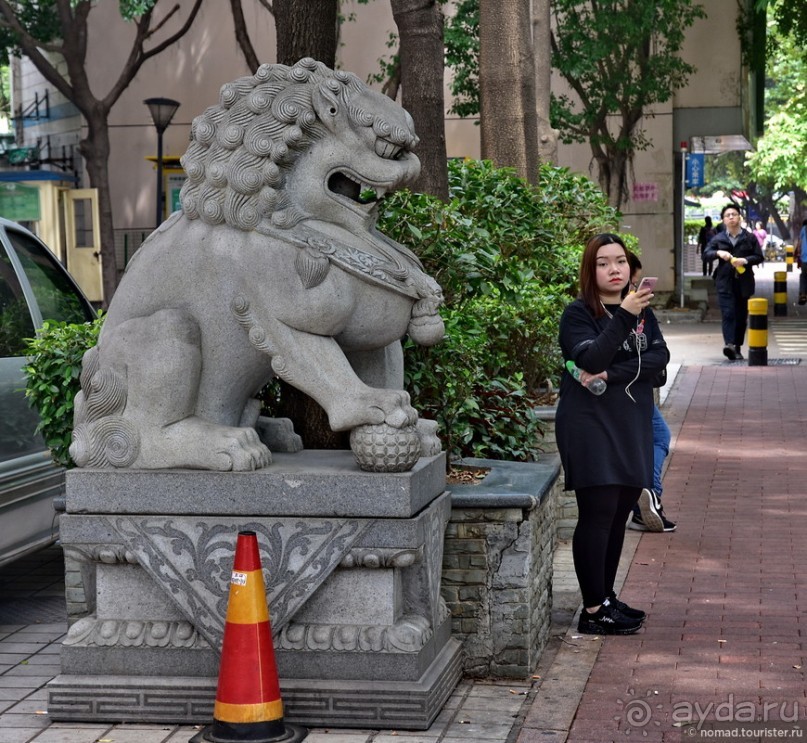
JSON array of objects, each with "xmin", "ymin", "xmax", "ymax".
[{"xmin": 190, "ymin": 530, "xmax": 307, "ymax": 743}]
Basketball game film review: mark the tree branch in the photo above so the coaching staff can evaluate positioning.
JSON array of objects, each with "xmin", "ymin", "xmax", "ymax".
[
  {"xmin": 0, "ymin": 0, "xmax": 76, "ymax": 102},
  {"xmin": 139, "ymin": 0, "xmax": 204, "ymax": 62},
  {"xmin": 145, "ymin": 2, "xmax": 180, "ymax": 39},
  {"xmin": 229, "ymin": 0, "xmax": 261, "ymax": 72},
  {"xmin": 104, "ymin": 0, "xmax": 204, "ymax": 109}
]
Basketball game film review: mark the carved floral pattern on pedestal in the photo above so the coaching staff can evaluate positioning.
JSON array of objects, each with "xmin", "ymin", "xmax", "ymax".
[
  {"xmin": 277, "ymin": 614, "xmax": 433, "ymax": 653},
  {"xmin": 109, "ymin": 516, "xmax": 370, "ymax": 649},
  {"xmin": 64, "ymin": 616, "xmax": 205, "ymax": 649},
  {"xmin": 425, "ymin": 496, "xmax": 450, "ymax": 630},
  {"xmin": 339, "ymin": 548, "xmax": 421, "ymax": 568}
]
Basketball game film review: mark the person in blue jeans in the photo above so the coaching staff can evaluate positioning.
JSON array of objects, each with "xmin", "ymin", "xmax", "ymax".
[
  {"xmin": 628, "ymin": 405, "xmax": 677, "ymax": 532},
  {"xmin": 625, "ymin": 252, "xmax": 676, "ymax": 532}
]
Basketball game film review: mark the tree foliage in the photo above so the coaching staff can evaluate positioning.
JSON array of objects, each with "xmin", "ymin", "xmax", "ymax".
[
  {"xmin": 762, "ymin": 0, "xmax": 807, "ymax": 56},
  {"xmin": 745, "ymin": 3, "xmax": 807, "ymax": 232},
  {"xmin": 444, "ymin": 0, "xmax": 479, "ymax": 118},
  {"xmin": 376, "ymin": 159, "xmax": 620, "ymax": 461},
  {"xmin": 444, "ymin": 0, "xmax": 705, "ymax": 207},
  {"xmin": 550, "ymin": 0, "xmax": 705, "ymax": 208},
  {"xmin": 23, "ymin": 315, "xmax": 104, "ymax": 467},
  {"xmin": 0, "ymin": 0, "xmax": 204, "ymax": 303}
]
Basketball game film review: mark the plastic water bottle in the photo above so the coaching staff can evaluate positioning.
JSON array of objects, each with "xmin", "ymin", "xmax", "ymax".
[{"xmin": 566, "ymin": 360, "xmax": 607, "ymax": 395}]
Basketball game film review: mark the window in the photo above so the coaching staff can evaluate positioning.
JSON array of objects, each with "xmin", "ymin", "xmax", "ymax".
[
  {"xmin": 0, "ymin": 239, "xmax": 39, "ymax": 461},
  {"xmin": 5, "ymin": 228, "xmax": 94, "ymax": 325},
  {"xmin": 0, "ymin": 240, "xmax": 35, "ymax": 358}
]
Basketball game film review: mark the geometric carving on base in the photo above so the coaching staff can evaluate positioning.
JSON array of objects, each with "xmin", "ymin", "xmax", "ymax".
[{"xmin": 46, "ymin": 638, "xmax": 463, "ymax": 730}]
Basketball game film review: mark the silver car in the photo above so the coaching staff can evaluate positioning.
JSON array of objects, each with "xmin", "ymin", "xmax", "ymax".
[{"xmin": 0, "ymin": 217, "xmax": 95, "ymax": 567}]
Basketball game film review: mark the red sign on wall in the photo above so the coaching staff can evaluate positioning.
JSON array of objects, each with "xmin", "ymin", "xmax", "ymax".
[{"xmin": 632, "ymin": 182, "xmax": 659, "ymax": 202}]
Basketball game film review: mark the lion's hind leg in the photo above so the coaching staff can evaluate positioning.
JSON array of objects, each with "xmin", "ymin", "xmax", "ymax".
[{"xmin": 72, "ymin": 310, "xmax": 270, "ymax": 471}]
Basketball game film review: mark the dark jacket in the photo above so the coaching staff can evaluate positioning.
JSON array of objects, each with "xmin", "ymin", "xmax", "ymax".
[
  {"xmin": 703, "ymin": 228, "xmax": 764, "ymax": 298},
  {"xmin": 697, "ymin": 225, "xmax": 715, "ymax": 254},
  {"xmin": 555, "ymin": 300, "xmax": 669, "ymax": 491}
]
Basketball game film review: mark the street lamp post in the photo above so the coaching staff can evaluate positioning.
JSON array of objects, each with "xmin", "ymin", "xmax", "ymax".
[{"xmin": 144, "ymin": 97, "xmax": 180, "ymax": 229}]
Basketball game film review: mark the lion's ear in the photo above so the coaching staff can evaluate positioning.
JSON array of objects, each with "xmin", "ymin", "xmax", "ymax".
[{"xmin": 312, "ymin": 83, "xmax": 341, "ymax": 131}]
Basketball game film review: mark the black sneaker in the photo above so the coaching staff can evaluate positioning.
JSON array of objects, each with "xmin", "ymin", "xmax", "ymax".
[
  {"xmin": 578, "ymin": 598, "xmax": 643, "ymax": 635},
  {"xmin": 608, "ymin": 592, "xmax": 646, "ymax": 622},
  {"xmin": 723, "ymin": 344, "xmax": 738, "ymax": 360},
  {"xmin": 638, "ymin": 488, "xmax": 664, "ymax": 532},
  {"xmin": 657, "ymin": 508, "xmax": 677, "ymax": 532},
  {"xmin": 798, "ymin": 295, "xmax": 807, "ymax": 306},
  {"xmin": 734, "ymin": 348, "xmax": 744, "ymax": 360}
]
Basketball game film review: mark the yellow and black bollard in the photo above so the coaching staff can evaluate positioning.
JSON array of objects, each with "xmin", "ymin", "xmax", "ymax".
[
  {"xmin": 774, "ymin": 271, "xmax": 788, "ymax": 317},
  {"xmin": 786, "ymin": 244, "xmax": 795, "ymax": 272},
  {"xmin": 748, "ymin": 298, "xmax": 768, "ymax": 366}
]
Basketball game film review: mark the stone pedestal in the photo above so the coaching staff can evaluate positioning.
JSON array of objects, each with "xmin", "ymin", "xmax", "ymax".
[{"xmin": 47, "ymin": 451, "xmax": 461, "ymax": 730}]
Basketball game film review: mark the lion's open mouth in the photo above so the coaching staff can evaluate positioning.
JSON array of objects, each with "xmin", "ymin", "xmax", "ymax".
[{"xmin": 328, "ymin": 172, "xmax": 388, "ymax": 205}]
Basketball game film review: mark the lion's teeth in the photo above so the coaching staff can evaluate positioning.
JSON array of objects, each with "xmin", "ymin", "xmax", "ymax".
[{"xmin": 375, "ymin": 139, "xmax": 402, "ymax": 159}]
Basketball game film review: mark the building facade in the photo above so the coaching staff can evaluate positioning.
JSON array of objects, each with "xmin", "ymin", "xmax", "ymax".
[{"xmin": 5, "ymin": 0, "xmax": 762, "ymax": 295}]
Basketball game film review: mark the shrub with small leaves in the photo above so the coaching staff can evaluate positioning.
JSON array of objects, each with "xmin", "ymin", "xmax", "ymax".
[
  {"xmin": 378, "ymin": 159, "xmax": 621, "ymax": 462},
  {"xmin": 23, "ymin": 315, "xmax": 104, "ymax": 467}
]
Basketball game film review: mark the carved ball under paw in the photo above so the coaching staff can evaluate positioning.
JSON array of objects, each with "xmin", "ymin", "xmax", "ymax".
[{"xmin": 350, "ymin": 423, "xmax": 421, "ymax": 472}]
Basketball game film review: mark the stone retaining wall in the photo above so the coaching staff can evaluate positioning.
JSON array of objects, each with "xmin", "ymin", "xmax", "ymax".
[{"xmin": 441, "ymin": 456, "xmax": 562, "ymax": 678}]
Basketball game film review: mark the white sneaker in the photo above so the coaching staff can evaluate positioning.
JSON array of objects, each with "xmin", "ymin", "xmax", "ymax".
[{"xmin": 638, "ymin": 488, "xmax": 664, "ymax": 532}]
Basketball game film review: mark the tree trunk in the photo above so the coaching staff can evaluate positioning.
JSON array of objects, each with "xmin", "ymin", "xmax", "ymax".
[
  {"xmin": 479, "ymin": 0, "xmax": 538, "ymax": 183},
  {"xmin": 78, "ymin": 110, "xmax": 117, "ymax": 307},
  {"xmin": 274, "ymin": 0, "xmax": 337, "ymax": 67},
  {"xmin": 532, "ymin": 0, "xmax": 557, "ymax": 165},
  {"xmin": 391, "ymin": 0, "xmax": 448, "ymax": 200},
  {"xmin": 790, "ymin": 187, "xmax": 807, "ymax": 244},
  {"xmin": 594, "ymin": 147, "xmax": 628, "ymax": 210}
]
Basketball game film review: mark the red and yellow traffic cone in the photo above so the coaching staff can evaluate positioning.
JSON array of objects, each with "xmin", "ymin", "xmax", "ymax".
[{"xmin": 191, "ymin": 530, "xmax": 307, "ymax": 743}]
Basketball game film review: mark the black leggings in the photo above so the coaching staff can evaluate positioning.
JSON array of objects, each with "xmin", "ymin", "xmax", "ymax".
[{"xmin": 573, "ymin": 485, "xmax": 641, "ymax": 608}]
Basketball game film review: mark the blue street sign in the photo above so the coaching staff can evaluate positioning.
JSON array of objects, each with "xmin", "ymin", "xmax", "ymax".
[{"xmin": 686, "ymin": 153, "xmax": 704, "ymax": 188}]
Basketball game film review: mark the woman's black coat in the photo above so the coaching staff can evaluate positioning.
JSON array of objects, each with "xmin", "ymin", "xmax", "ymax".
[{"xmin": 555, "ymin": 299, "xmax": 669, "ymax": 491}]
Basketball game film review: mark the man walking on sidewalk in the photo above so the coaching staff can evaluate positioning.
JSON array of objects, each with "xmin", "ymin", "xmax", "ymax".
[{"xmin": 703, "ymin": 204, "xmax": 764, "ymax": 361}]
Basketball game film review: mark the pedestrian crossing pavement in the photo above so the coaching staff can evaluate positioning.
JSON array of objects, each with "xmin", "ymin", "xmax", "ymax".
[{"xmin": 770, "ymin": 316, "xmax": 807, "ymax": 357}]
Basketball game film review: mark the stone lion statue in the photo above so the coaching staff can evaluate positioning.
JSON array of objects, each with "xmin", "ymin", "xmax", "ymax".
[{"xmin": 70, "ymin": 58, "xmax": 444, "ymax": 473}]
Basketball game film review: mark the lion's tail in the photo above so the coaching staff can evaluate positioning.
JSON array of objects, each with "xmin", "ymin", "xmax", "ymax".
[{"xmin": 69, "ymin": 346, "xmax": 141, "ymax": 468}]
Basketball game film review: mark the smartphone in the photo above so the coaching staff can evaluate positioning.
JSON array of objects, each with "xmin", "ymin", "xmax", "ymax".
[{"xmin": 636, "ymin": 276, "xmax": 658, "ymax": 293}]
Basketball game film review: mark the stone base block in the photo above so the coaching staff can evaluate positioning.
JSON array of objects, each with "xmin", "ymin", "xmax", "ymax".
[
  {"xmin": 50, "ymin": 453, "xmax": 459, "ymax": 729},
  {"xmin": 47, "ymin": 638, "xmax": 463, "ymax": 730}
]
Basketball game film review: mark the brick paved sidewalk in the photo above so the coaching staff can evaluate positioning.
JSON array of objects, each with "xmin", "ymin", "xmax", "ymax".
[{"xmin": 558, "ymin": 364, "xmax": 807, "ymax": 741}]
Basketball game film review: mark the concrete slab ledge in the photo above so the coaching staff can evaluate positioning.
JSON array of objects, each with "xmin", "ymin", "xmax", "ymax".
[
  {"xmin": 65, "ymin": 450, "xmax": 447, "ymax": 519},
  {"xmin": 447, "ymin": 456, "xmax": 561, "ymax": 509}
]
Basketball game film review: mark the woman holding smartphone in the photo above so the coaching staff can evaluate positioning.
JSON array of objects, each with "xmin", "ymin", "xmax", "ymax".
[{"xmin": 555, "ymin": 233, "xmax": 669, "ymax": 635}]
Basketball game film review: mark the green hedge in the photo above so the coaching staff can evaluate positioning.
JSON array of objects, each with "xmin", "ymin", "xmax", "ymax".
[
  {"xmin": 378, "ymin": 159, "xmax": 620, "ymax": 462},
  {"xmin": 685, "ymin": 218, "xmax": 705, "ymax": 244},
  {"xmin": 23, "ymin": 316, "xmax": 104, "ymax": 467}
]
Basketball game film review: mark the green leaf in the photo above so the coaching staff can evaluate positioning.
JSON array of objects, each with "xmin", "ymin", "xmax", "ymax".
[{"xmin": 22, "ymin": 316, "xmax": 104, "ymax": 467}]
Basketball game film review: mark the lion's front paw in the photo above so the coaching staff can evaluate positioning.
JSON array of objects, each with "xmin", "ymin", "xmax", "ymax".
[
  {"xmin": 328, "ymin": 388, "xmax": 417, "ymax": 432},
  {"xmin": 212, "ymin": 426, "xmax": 273, "ymax": 471}
]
